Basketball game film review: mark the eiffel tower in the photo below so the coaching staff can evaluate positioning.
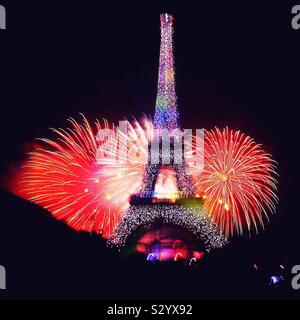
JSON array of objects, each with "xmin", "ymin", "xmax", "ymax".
[{"xmin": 109, "ymin": 14, "xmax": 227, "ymax": 250}]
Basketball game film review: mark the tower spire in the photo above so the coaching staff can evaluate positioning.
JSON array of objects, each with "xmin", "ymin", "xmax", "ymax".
[{"xmin": 153, "ymin": 14, "xmax": 179, "ymax": 130}]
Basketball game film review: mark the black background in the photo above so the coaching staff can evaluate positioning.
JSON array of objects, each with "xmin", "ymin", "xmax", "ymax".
[{"xmin": 0, "ymin": 0, "xmax": 299, "ymax": 300}]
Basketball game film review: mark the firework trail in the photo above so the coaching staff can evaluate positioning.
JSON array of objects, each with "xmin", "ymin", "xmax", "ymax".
[
  {"xmin": 186, "ymin": 127, "xmax": 278, "ymax": 236},
  {"xmin": 10, "ymin": 115, "xmax": 152, "ymax": 238}
]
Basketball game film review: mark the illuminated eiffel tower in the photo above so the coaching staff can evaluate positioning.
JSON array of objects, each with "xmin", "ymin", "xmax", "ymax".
[{"xmin": 109, "ymin": 14, "xmax": 226, "ymax": 250}]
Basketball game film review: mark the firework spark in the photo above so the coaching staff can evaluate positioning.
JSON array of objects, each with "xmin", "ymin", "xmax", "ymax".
[
  {"xmin": 187, "ymin": 127, "xmax": 278, "ymax": 236},
  {"xmin": 10, "ymin": 115, "xmax": 152, "ymax": 238}
]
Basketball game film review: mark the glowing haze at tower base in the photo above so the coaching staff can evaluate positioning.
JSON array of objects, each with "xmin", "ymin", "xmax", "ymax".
[{"xmin": 6, "ymin": 13, "xmax": 278, "ymax": 264}]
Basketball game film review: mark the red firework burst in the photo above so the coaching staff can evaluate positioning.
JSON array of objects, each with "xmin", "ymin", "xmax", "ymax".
[
  {"xmin": 187, "ymin": 127, "xmax": 278, "ymax": 236},
  {"xmin": 10, "ymin": 115, "xmax": 152, "ymax": 238}
]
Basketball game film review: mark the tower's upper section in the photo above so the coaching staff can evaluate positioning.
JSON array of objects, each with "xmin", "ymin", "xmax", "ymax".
[{"xmin": 153, "ymin": 14, "xmax": 179, "ymax": 130}]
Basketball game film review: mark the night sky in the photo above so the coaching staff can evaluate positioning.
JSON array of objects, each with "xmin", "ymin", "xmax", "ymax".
[{"xmin": 0, "ymin": 1, "xmax": 299, "ymax": 299}]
